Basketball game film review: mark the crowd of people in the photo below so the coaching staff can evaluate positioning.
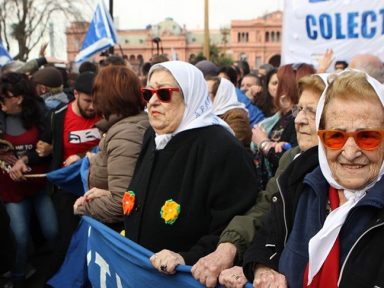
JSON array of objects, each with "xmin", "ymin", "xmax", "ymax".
[{"xmin": 0, "ymin": 47, "xmax": 384, "ymax": 288}]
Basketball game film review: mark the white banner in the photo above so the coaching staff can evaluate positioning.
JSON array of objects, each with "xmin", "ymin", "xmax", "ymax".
[{"xmin": 282, "ymin": 0, "xmax": 384, "ymax": 68}]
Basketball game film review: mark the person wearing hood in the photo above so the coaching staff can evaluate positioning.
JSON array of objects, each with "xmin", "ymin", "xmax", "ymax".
[
  {"xmin": 243, "ymin": 70, "xmax": 384, "ymax": 288},
  {"xmin": 206, "ymin": 76, "xmax": 252, "ymax": 148},
  {"xmin": 123, "ymin": 61, "xmax": 258, "ymax": 275}
]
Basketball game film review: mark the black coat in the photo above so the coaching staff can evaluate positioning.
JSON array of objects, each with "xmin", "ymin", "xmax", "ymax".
[{"xmin": 124, "ymin": 125, "xmax": 259, "ymax": 265}]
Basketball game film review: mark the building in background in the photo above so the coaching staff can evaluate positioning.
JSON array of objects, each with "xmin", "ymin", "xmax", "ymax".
[{"xmin": 66, "ymin": 11, "xmax": 282, "ymax": 72}]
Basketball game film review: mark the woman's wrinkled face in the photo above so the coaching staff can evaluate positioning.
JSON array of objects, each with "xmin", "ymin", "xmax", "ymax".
[
  {"xmin": 146, "ymin": 70, "xmax": 185, "ymax": 135},
  {"xmin": 324, "ymin": 97, "xmax": 384, "ymax": 190},
  {"xmin": 268, "ymin": 73, "xmax": 278, "ymax": 99},
  {"xmin": 294, "ymin": 89, "xmax": 319, "ymax": 152}
]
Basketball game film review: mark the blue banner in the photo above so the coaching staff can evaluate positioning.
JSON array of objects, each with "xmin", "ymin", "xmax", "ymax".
[
  {"xmin": 48, "ymin": 217, "xmax": 253, "ymax": 288},
  {"xmin": 46, "ymin": 157, "xmax": 90, "ymax": 196}
]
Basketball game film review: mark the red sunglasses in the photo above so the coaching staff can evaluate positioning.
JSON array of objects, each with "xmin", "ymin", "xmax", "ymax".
[
  {"xmin": 141, "ymin": 87, "xmax": 180, "ymax": 103},
  {"xmin": 318, "ymin": 129, "xmax": 384, "ymax": 151}
]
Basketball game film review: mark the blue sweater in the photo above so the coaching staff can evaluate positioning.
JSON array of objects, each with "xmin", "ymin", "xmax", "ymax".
[{"xmin": 235, "ymin": 88, "xmax": 264, "ymax": 127}]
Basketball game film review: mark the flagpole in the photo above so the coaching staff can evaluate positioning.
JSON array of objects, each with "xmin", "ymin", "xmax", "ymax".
[
  {"xmin": 109, "ymin": 0, "xmax": 114, "ymax": 55},
  {"xmin": 203, "ymin": 0, "xmax": 209, "ymax": 60}
]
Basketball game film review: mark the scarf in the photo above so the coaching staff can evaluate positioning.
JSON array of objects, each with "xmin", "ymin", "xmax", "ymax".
[
  {"xmin": 147, "ymin": 61, "xmax": 232, "ymax": 150},
  {"xmin": 307, "ymin": 70, "xmax": 384, "ymax": 285},
  {"xmin": 212, "ymin": 78, "xmax": 246, "ymax": 116}
]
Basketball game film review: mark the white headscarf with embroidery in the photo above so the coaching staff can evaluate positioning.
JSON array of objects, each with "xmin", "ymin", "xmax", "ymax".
[
  {"xmin": 148, "ymin": 61, "xmax": 233, "ymax": 150},
  {"xmin": 308, "ymin": 70, "xmax": 384, "ymax": 285}
]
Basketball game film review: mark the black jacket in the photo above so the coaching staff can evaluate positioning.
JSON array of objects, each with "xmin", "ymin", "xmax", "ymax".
[
  {"xmin": 124, "ymin": 125, "xmax": 260, "ymax": 265},
  {"xmin": 50, "ymin": 104, "xmax": 68, "ymax": 170}
]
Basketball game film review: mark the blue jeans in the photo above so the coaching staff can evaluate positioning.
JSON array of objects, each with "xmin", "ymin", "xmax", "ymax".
[{"xmin": 5, "ymin": 190, "xmax": 58, "ymax": 278}]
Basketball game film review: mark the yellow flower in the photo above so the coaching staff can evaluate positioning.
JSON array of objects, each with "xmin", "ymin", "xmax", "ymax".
[{"xmin": 160, "ymin": 199, "xmax": 181, "ymax": 225}]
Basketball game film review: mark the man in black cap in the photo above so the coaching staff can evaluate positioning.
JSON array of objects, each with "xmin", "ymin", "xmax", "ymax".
[
  {"xmin": 31, "ymin": 66, "xmax": 71, "ymax": 110},
  {"xmin": 35, "ymin": 71, "xmax": 102, "ymax": 279}
]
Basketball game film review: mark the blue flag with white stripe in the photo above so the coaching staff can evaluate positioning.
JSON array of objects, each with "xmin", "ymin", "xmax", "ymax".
[
  {"xmin": 0, "ymin": 41, "xmax": 12, "ymax": 66},
  {"xmin": 75, "ymin": 0, "xmax": 118, "ymax": 63}
]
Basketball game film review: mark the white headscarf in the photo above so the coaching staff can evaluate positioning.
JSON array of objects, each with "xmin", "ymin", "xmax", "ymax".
[
  {"xmin": 147, "ymin": 61, "xmax": 232, "ymax": 150},
  {"xmin": 211, "ymin": 78, "xmax": 247, "ymax": 116},
  {"xmin": 307, "ymin": 70, "xmax": 384, "ymax": 284}
]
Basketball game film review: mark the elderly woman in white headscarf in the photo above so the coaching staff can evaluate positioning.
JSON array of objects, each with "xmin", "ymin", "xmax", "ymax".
[
  {"xmin": 123, "ymin": 61, "xmax": 258, "ymax": 275},
  {"xmin": 206, "ymin": 76, "xmax": 252, "ymax": 148},
  {"xmin": 242, "ymin": 70, "xmax": 384, "ymax": 288}
]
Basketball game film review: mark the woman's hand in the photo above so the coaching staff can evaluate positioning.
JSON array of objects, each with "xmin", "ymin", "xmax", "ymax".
[
  {"xmin": 252, "ymin": 125, "xmax": 269, "ymax": 146},
  {"xmin": 9, "ymin": 158, "xmax": 29, "ymax": 181},
  {"xmin": 273, "ymin": 141, "xmax": 289, "ymax": 153},
  {"xmin": 317, "ymin": 48, "xmax": 334, "ymax": 73},
  {"xmin": 253, "ymin": 265, "xmax": 287, "ymax": 288},
  {"xmin": 150, "ymin": 249, "xmax": 185, "ymax": 275},
  {"xmin": 36, "ymin": 140, "xmax": 53, "ymax": 157},
  {"xmin": 73, "ymin": 196, "xmax": 87, "ymax": 215},
  {"xmin": 0, "ymin": 154, "xmax": 18, "ymax": 167},
  {"xmin": 84, "ymin": 187, "xmax": 111, "ymax": 201},
  {"xmin": 85, "ymin": 151, "xmax": 96, "ymax": 160},
  {"xmin": 192, "ymin": 243, "xmax": 237, "ymax": 288},
  {"xmin": 219, "ymin": 265, "xmax": 248, "ymax": 288},
  {"xmin": 63, "ymin": 154, "xmax": 81, "ymax": 167}
]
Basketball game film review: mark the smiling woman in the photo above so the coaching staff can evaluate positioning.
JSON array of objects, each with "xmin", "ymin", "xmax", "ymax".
[{"xmin": 243, "ymin": 70, "xmax": 384, "ymax": 288}]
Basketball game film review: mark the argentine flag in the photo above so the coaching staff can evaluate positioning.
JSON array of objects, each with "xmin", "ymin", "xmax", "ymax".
[
  {"xmin": 0, "ymin": 41, "xmax": 12, "ymax": 66},
  {"xmin": 75, "ymin": 0, "xmax": 118, "ymax": 63}
]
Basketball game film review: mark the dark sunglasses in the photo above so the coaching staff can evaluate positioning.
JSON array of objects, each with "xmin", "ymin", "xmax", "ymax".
[
  {"xmin": 141, "ymin": 87, "xmax": 180, "ymax": 103},
  {"xmin": 318, "ymin": 129, "xmax": 384, "ymax": 151}
]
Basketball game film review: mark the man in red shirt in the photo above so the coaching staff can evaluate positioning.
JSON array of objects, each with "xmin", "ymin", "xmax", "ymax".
[{"xmin": 38, "ymin": 71, "xmax": 102, "ymax": 278}]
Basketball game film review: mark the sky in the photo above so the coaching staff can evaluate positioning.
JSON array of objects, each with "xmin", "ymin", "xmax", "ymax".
[
  {"xmin": 15, "ymin": 0, "xmax": 284, "ymax": 60},
  {"xmin": 111, "ymin": 0, "xmax": 284, "ymax": 30}
]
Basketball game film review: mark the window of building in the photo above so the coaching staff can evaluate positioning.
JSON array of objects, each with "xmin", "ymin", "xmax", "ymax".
[
  {"xmin": 265, "ymin": 31, "xmax": 269, "ymax": 42},
  {"xmin": 271, "ymin": 31, "xmax": 275, "ymax": 42},
  {"xmin": 238, "ymin": 32, "xmax": 241, "ymax": 42},
  {"xmin": 276, "ymin": 31, "xmax": 281, "ymax": 42}
]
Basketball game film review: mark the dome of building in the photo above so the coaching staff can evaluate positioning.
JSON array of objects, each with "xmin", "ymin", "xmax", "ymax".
[{"xmin": 151, "ymin": 17, "xmax": 183, "ymax": 37}]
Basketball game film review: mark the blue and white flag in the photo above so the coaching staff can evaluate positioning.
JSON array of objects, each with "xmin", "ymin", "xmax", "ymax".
[
  {"xmin": 0, "ymin": 41, "xmax": 12, "ymax": 66},
  {"xmin": 75, "ymin": 0, "xmax": 118, "ymax": 63},
  {"xmin": 48, "ymin": 217, "xmax": 253, "ymax": 288}
]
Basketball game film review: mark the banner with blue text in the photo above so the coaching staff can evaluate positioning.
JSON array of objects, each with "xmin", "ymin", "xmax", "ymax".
[{"xmin": 282, "ymin": 0, "xmax": 384, "ymax": 66}]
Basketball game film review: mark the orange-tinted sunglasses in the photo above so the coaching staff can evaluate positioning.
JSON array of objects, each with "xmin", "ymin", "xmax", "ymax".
[{"xmin": 318, "ymin": 129, "xmax": 384, "ymax": 151}]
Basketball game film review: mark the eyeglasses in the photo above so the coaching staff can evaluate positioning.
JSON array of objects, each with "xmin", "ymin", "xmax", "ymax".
[
  {"xmin": 141, "ymin": 87, "xmax": 180, "ymax": 103},
  {"xmin": 292, "ymin": 105, "xmax": 316, "ymax": 119},
  {"xmin": 318, "ymin": 129, "xmax": 384, "ymax": 150}
]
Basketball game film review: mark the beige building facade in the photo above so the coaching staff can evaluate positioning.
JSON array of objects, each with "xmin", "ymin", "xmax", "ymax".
[{"xmin": 66, "ymin": 11, "xmax": 282, "ymax": 71}]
